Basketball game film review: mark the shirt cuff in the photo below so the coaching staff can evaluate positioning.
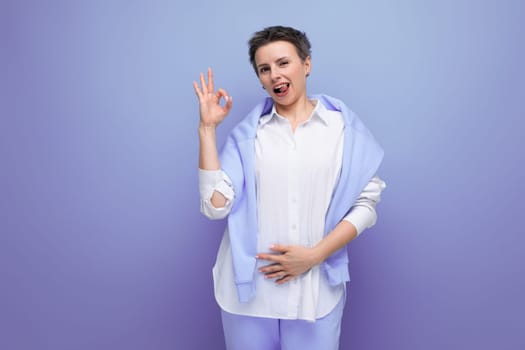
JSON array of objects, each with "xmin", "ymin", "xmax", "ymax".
[
  {"xmin": 198, "ymin": 168, "xmax": 235, "ymax": 219},
  {"xmin": 343, "ymin": 206, "xmax": 376, "ymax": 236},
  {"xmin": 198, "ymin": 168, "xmax": 225, "ymax": 200}
]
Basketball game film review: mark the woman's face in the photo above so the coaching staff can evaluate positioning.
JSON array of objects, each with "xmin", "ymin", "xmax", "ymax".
[{"xmin": 254, "ymin": 40, "xmax": 311, "ymax": 108}]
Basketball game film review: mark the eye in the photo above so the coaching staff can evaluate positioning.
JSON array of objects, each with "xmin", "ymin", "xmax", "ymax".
[
  {"xmin": 259, "ymin": 66, "xmax": 269, "ymax": 74},
  {"xmin": 279, "ymin": 61, "xmax": 289, "ymax": 66}
]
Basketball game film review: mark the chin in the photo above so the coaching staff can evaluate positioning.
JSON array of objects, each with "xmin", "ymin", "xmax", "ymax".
[{"xmin": 273, "ymin": 92, "xmax": 298, "ymax": 106}]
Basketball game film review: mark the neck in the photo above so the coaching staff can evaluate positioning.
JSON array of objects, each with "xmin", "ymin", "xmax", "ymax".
[{"xmin": 274, "ymin": 95, "xmax": 315, "ymax": 123}]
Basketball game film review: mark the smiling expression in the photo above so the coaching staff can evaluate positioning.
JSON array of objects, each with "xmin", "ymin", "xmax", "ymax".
[{"xmin": 254, "ymin": 41, "xmax": 311, "ymax": 109}]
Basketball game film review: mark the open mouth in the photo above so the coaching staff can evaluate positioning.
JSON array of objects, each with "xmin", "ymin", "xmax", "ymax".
[{"xmin": 273, "ymin": 83, "xmax": 290, "ymax": 95}]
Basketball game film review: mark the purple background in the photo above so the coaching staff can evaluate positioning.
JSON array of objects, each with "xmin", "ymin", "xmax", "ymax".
[{"xmin": 2, "ymin": 0, "xmax": 524, "ymax": 349}]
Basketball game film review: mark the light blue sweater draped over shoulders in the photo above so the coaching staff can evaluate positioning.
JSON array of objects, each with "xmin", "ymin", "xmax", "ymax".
[{"xmin": 219, "ymin": 94, "xmax": 384, "ymax": 303}]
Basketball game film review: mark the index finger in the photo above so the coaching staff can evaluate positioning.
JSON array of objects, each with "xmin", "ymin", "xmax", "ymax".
[{"xmin": 256, "ymin": 253, "xmax": 283, "ymax": 263}]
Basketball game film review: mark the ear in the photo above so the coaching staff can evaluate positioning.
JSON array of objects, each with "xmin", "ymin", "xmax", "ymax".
[{"xmin": 304, "ymin": 56, "xmax": 311, "ymax": 77}]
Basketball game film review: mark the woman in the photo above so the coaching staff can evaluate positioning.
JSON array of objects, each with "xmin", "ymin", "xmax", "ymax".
[{"xmin": 194, "ymin": 26, "xmax": 386, "ymax": 350}]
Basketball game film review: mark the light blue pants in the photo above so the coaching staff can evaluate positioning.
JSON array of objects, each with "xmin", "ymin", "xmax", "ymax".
[{"xmin": 220, "ymin": 296, "xmax": 345, "ymax": 350}]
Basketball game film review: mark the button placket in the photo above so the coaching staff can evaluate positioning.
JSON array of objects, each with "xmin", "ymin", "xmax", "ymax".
[
  {"xmin": 286, "ymin": 131, "xmax": 301, "ymax": 317},
  {"xmin": 288, "ymin": 141, "xmax": 300, "ymax": 243}
]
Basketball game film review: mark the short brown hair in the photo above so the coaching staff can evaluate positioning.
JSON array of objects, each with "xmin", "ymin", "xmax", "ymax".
[{"xmin": 248, "ymin": 26, "xmax": 312, "ymax": 75}]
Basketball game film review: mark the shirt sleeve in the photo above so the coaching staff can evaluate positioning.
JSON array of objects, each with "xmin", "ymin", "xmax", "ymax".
[
  {"xmin": 198, "ymin": 168, "xmax": 235, "ymax": 220},
  {"xmin": 342, "ymin": 175, "xmax": 386, "ymax": 235}
]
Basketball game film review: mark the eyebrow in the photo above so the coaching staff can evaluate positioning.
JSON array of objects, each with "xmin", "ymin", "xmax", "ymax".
[{"xmin": 257, "ymin": 56, "xmax": 290, "ymax": 68}]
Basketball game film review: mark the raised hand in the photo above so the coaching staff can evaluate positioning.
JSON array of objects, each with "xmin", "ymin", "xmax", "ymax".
[{"xmin": 193, "ymin": 67, "xmax": 232, "ymax": 127}]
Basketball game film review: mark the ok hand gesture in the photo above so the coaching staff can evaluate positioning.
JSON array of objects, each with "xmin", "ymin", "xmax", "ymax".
[{"xmin": 193, "ymin": 68, "xmax": 232, "ymax": 128}]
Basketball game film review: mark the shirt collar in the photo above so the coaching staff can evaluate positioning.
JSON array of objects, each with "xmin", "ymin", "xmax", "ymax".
[{"xmin": 259, "ymin": 99, "xmax": 330, "ymax": 127}]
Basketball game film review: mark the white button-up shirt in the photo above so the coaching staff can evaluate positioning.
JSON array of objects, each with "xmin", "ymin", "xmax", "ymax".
[{"xmin": 199, "ymin": 100, "xmax": 386, "ymax": 321}]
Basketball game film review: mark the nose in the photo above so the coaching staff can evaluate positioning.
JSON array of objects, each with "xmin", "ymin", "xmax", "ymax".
[{"xmin": 270, "ymin": 67, "xmax": 281, "ymax": 82}]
